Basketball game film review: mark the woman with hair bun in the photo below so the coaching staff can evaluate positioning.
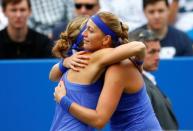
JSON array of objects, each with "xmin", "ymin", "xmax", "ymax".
[{"xmin": 52, "ymin": 12, "xmax": 161, "ymax": 131}]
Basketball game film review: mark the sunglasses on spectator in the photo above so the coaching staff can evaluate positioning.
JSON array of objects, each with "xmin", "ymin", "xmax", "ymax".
[{"xmin": 75, "ymin": 3, "xmax": 96, "ymax": 10}]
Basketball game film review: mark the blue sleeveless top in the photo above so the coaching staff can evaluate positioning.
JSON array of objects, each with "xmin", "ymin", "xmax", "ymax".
[
  {"xmin": 50, "ymin": 71, "xmax": 104, "ymax": 131},
  {"xmin": 110, "ymin": 85, "xmax": 162, "ymax": 131}
]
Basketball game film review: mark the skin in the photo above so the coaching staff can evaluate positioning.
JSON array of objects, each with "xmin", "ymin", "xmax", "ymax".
[
  {"xmin": 49, "ymin": 0, "xmax": 100, "ymax": 81},
  {"xmin": 74, "ymin": 0, "xmax": 99, "ymax": 16},
  {"xmin": 143, "ymin": 40, "xmax": 161, "ymax": 72},
  {"xmin": 53, "ymin": 19, "xmax": 145, "ymax": 85},
  {"xmin": 3, "ymin": 0, "xmax": 31, "ymax": 42},
  {"xmin": 55, "ymin": 60, "xmax": 144, "ymax": 129},
  {"xmin": 54, "ymin": 18, "xmax": 146, "ymax": 129},
  {"xmin": 144, "ymin": 1, "xmax": 169, "ymax": 38},
  {"xmin": 49, "ymin": 51, "xmax": 90, "ymax": 81}
]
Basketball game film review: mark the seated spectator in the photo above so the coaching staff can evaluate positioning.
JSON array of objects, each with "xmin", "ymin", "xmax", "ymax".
[
  {"xmin": 0, "ymin": 0, "xmax": 7, "ymax": 30},
  {"xmin": 28, "ymin": 0, "xmax": 73, "ymax": 38},
  {"xmin": 170, "ymin": 0, "xmax": 193, "ymax": 41},
  {"xmin": 28, "ymin": 0, "xmax": 74, "ymax": 38},
  {"xmin": 133, "ymin": 29, "xmax": 179, "ymax": 130},
  {"xmin": 172, "ymin": 0, "xmax": 193, "ymax": 31},
  {"xmin": 130, "ymin": 0, "xmax": 193, "ymax": 58},
  {"xmin": 52, "ymin": 0, "xmax": 100, "ymax": 41},
  {"xmin": 0, "ymin": 0, "xmax": 52, "ymax": 59},
  {"xmin": 99, "ymin": 0, "xmax": 147, "ymax": 31}
]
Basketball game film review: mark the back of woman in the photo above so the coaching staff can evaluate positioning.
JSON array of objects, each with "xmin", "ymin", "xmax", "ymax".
[
  {"xmin": 51, "ymin": 11, "xmax": 160, "ymax": 131},
  {"xmin": 108, "ymin": 59, "xmax": 161, "ymax": 130},
  {"xmin": 50, "ymin": 69, "xmax": 104, "ymax": 131}
]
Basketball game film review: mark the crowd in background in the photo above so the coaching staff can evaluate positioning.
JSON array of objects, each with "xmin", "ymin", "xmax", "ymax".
[
  {"xmin": 0, "ymin": 0, "xmax": 193, "ymax": 59},
  {"xmin": 0, "ymin": 0, "xmax": 192, "ymax": 130}
]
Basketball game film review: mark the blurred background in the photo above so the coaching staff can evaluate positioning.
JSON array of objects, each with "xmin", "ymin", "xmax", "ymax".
[{"xmin": 0, "ymin": 0, "xmax": 193, "ymax": 130}]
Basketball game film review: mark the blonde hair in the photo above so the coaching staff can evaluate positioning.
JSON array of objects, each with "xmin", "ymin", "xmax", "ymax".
[
  {"xmin": 52, "ymin": 16, "xmax": 88, "ymax": 58},
  {"xmin": 97, "ymin": 11, "xmax": 129, "ymax": 46}
]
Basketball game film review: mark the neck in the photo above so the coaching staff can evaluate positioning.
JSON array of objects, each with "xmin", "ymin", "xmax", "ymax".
[
  {"xmin": 7, "ymin": 25, "xmax": 28, "ymax": 42},
  {"xmin": 147, "ymin": 25, "xmax": 168, "ymax": 40}
]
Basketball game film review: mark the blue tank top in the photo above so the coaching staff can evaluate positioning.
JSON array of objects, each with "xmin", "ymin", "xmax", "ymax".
[
  {"xmin": 110, "ymin": 85, "xmax": 162, "ymax": 131},
  {"xmin": 50, "ymin": 71, "xmax": 104, "ymax": 131}
]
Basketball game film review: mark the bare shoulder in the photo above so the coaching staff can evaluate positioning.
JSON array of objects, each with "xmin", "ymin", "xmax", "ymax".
[
  {"xmin": 106, "ymin": 59, "xmax": 143, "ymax": 93},
  {"xmin": 107, "ymin": 59, "xmax": 133, "ymax": 71},
  {"xmin": 105, "ymin": 59, "xmax": 133, "ymax": 77}
]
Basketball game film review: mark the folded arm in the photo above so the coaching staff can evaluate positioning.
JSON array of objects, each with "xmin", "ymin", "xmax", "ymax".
[
  {"xmin": 54, "ymin": 65, "xmax": 125, "ymax": 129},
  {"xmin": 95, "ymin": 41, "xmax": 145, "ymax": 67}
]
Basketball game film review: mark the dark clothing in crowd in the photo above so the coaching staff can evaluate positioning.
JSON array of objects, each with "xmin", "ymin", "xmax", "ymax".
[
  {"xmin": 131, "ymin": 25, "xmax": 193, "ymax": 57},
  {"xmin": 143, "ymin": 74, "xmax": 179, "ymax": 130},
  {"xmin": 0, "ymin": 28, "xmax": 53, "ymax": 59}
]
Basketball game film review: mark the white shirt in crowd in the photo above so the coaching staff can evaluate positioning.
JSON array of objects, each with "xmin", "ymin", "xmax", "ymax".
[
  {"xmin": 0, "ymin": 6, "xmax": 7, "ymax": 30},
  {"xmin": 99, "ymin": 0, "xmax": 147, "ymax": 31}
]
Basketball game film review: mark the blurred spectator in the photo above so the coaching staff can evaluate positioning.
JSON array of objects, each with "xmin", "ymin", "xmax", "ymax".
[
  {"xmin": 172, "ymin": 0, "xmax": 193, "ymax": 31},
  {"xmin": 134, "ymin": 29, "xmax": 179, "ymax": 130},
  {"xmin": 170, "ymin": 0, "xmax": 193, "ymax": 41},
  {"xmin": 168, "ymin": 0, "xmax": 179, "ymax": 25},
  {"xmin": 130, "ymin": 0, "xmax": 193, "ymax": 58},
  {"xmin": 99, "ymin": 0, "xmax": 147, "ymax": 31},
  {"xmin": 0, "ymin": 0, "xmax": 52, "ymax": 59},
  {"xmin": 28, "ymin": 0, "xmax": 74, "ymax": 38},
  {"xmin": 52, "ymin": 0, "xmax": 100, "ymax": 41},
  {"xmin": 0, "ymin": 0, "xmax": 7, "ymax": 30}
]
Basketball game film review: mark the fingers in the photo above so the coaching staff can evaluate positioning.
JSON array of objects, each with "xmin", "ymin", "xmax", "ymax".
[
  {"xmin": 70, "ymin": 63, "xmax": 80, "ymax": 72},
  {"xmin": 77, "ymin": 55, "xmax": 90, "ymax": 60},
  {"xmin": 75, "ymin": 51, "xmax": 90, "ymax": 60},
  {"xmin": 60, "ymin": 80, "xmax": 64, "ymax": 87},
  {"xmin": 76, "ymin": 51, "xmax": 87, "ymax": 55},
  {"xmin": 66, "ymin": 51, "xmax": 90, "ymax": 71},
  {"xmin": 73, "ymin": 59, "xmax": 88, "ymax": 67},
  {"xmin": 75, "ymin": 58, "xmax": 89, "ymax": 65}
]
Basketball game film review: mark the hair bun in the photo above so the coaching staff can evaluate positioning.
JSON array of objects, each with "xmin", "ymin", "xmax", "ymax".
[{"xmin": 60, "ymin": 32, "xmax": 68, "ymax": 40}]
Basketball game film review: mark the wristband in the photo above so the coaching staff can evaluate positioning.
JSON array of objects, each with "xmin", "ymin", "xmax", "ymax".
[
  {"xmin": 59, "ymin": 59, "xmax": 68, "ymax": 73},
  {"xmin": 60, "ymin": 96, "xmax": 73, "ymax": 112}
]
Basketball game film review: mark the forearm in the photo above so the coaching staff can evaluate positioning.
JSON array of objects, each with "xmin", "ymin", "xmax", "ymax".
[
  {"xmin": 101, "ymin": 41, "xmax": 146, "ymax": 66},
  {"xmin": 69, "ymin": 103, "xmax": 106, "ymax": 129}
]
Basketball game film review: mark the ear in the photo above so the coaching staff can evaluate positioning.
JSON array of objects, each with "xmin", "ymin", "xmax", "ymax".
[{"xmin": 102, "ymin": 35, "xmax": 112, "ymax": 47}]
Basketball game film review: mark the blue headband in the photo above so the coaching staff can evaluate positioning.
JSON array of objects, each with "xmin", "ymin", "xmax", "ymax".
[
  {"xmin": 67, "ymin": 23, "xmax": 87, "ymax": 56},
  {"xmin": 90, "ymin": 15, "xmax": 119, "ymax": 44}
]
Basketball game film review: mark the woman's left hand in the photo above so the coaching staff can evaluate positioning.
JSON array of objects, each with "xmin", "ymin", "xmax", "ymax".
[{"xmin": 54, "ymin": 81, "xmax": 66, "ymax": 103}]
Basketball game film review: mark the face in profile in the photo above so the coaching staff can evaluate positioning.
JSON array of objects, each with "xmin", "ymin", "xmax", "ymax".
[
  {"xmin": 144, "ymin": 1, "xmax": 168, "ymax": 30},
  {"xmin": 3, "ymin": 0, "xmax": 31, "ymax": 29},
  {"xmin": 143, "ymin": 40, "xmax": 161, "ymax": 72},
  {"xmin": 74, "ymin": 0, "xmax": 99, "ymax": 16},
  {"xmin": 82, "ymin": 19, "xmax": 106, "ymax": 51}
]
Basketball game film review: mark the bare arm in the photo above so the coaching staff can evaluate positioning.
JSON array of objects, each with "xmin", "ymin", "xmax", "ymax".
[
  {"xmin": 95, "ymin": 41, "xmax": 146, "ymax": 67},
  {"xmin": 53, "ymin": 41, "xmax": 145, "ymax": 128},
  {"xmin": 49, "ymin": 63, "xmax": 63, "ymax": 82},
  {"xmin": 55, "ymin": 65, "xmax": 125, "ymax": 129},
  {"xmin": 49, "ymin": 51, "xmax": 90, "ymax": 82}
]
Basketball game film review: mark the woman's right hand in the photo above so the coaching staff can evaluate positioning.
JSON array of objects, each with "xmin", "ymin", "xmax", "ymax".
[
  {"xmin": 54, "ymin": 81, "xmax": 66, "ymax": 103},
  {"xmin": 64, "ymin": 51, "xmax": 90, "ymax": 72}
]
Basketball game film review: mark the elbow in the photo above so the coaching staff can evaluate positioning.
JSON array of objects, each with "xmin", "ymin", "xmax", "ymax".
[
  {"xmin": 93, "ymin": 119, "xmax": 107, "ymax": 129},
  {"xmin": 137, "ymin": 42, "xmax": 146, "ymax": 58},
  {"xmin": 49, "ymin": 72, "xmax": 59, "ymax": 82},
  {"xmin": 138, "ymin": 42, "xmax": 146, "ymax": 52},
  {"xmin": 49, "ymin": 75, "xmax": 55, "ymax": 82}
]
